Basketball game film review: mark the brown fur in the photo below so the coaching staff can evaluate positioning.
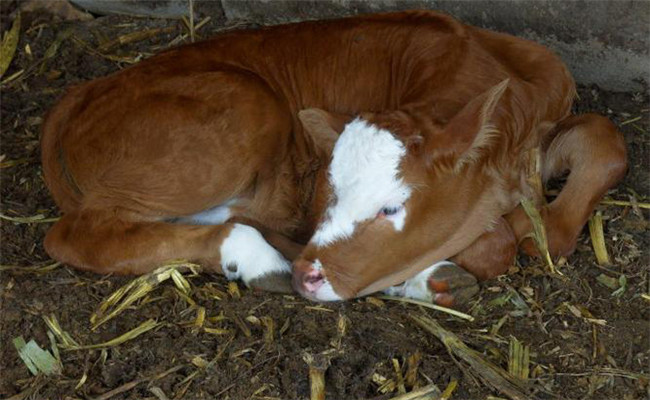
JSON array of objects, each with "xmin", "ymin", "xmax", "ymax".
[{"xmin": 41, "ymin": 11, "xmax": 626, "ymax": 298}]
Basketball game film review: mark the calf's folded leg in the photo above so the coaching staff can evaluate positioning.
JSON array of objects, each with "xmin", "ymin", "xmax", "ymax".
[
  {"xmin": 506, "ymin": 113, "xmax": 627, "ymax": 257},
  {"xmin": 44, "ymin": 210, "xmax": 292, "ymax": 292},
  {"xmin": 384, "ymin": 217, "xmax": 517, "ymax": 307},
  {"xmin": 387, "ymin": 112, "xmax": 627, "ymax": 307}
]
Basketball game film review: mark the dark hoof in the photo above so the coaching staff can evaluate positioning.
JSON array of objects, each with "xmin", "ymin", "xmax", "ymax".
[
  {"xmin": 427, "ymin": 262, "xmax": 479, "ymax": 308},
  {"xmin": 247, "ymin": 271, "xmax": 294, "ymax": 293}
]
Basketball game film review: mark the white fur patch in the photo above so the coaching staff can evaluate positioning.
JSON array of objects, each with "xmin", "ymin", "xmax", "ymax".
[
  {"xmin": 219, "ymin": 224, "xmax": 291, "ymax": 285},
  {"xmin": 311, "ymin": 119, "xmax": 411, "ymax": 246},
  {"xmin": 383, "ymin": 261, "xmax": 455, "ymax": 301},
  {"xmin": 177, "ymin": 199, "xmax": 237, "ymax": 225}
]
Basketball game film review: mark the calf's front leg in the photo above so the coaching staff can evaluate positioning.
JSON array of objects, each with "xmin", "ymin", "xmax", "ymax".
[
  {"xmin": 403, "ymin": 113, "xmax": 627, "ymax": 308},
  {"xmin": 45, "ymin": 211, "xmax": 292, "ymax": 292},
  {"xmin": 384, "ymin": 217, "xmax": 517, "ymax": 307}
]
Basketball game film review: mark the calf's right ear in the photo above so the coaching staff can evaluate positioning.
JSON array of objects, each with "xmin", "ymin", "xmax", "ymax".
[
  {"xmin": 298, "ymin": 108, "xmax": 351, "ymax": 156},
  {"xmin": 426, "ymin": 79, "xmax": 510, "ymax": 168}
]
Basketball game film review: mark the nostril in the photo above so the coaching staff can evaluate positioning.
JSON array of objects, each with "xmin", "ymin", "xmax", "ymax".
[
  {"xmin": 304, "ymin": 269, "xmax": 322, "ymax": 283},
  {"xmin": 302, "ymin": 269, "xmax": 324, "ymax": 293}
]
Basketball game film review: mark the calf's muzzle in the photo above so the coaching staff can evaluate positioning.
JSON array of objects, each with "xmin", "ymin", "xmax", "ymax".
[{"xmin": 292, "ymin": 258, "xmax": 326, "ymax": 299}]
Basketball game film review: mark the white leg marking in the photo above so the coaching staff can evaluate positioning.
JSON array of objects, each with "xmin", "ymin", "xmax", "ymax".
[
  {"xmin": 382, "ymin": 261, "xmax": 456, "ymax": 302},
  {"xmin": 219, "ymin": 224, "xmax": 291, "ymax": 286}
]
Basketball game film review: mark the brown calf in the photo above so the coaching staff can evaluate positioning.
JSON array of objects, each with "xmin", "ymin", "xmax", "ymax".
[{"xmin": 41, "ymin": 11, "xmax": 627, "ymax": 305}]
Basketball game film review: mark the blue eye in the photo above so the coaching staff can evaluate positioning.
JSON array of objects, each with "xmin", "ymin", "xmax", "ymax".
[{"xmin": 380, "ymin": 205, "xmax": 402, "ymax": 216}]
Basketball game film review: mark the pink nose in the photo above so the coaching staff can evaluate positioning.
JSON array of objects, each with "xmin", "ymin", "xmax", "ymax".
[{"xmin": 292, "ymin": 259, "xmax": 325, "ymax": 294}]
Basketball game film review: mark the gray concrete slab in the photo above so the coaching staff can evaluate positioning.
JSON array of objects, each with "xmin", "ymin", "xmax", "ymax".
[{"xmin": 70, "ymin": 0, "xmax": 190, "ymax": 18}]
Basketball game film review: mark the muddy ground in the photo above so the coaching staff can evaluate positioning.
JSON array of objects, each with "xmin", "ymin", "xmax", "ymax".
[{"xmin": 1, "ymin": 4, "xmax": 649, "ymax": 400}]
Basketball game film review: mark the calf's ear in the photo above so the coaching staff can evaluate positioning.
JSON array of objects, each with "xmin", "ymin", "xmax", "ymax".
[
  {"xmin": 298, "ymin": 108, "xmax": 351, "ymax": 156},
  {"xmin": 426, "ymin": 79, "xmax": 509, "ymax": 167}
]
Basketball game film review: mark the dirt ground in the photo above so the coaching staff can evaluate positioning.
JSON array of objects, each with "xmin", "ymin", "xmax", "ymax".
[{"xmin": 1, "ymin": 4, "xmax": 649, "ymax": 400}]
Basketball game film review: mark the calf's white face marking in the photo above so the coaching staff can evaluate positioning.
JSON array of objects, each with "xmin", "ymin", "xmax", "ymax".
[
  {"xmin": 219, "ymin": 224, "xmax": 291, "ymax": 285},
  {"xmin": 312, "ymin": 119, "xmax": 412, "ymax": 246}
]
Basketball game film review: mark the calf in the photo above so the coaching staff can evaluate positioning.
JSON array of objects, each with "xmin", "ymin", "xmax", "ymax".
[{"xmin": 41, "ymin": 11, "xmax": 627, "ymax": 306}]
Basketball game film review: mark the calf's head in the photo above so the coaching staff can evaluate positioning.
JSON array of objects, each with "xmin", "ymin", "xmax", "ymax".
[{"xmin": 294, "ymin": 80, "xmax": 510, "ymax": 301}]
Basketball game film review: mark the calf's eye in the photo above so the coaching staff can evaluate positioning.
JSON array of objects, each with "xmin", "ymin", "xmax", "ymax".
[{"xmin": 378, "ymin": 205, "xmax": 402, "ymax": 218}]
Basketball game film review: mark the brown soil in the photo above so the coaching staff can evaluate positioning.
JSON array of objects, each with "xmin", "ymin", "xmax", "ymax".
[{"xmin": 1, "ymin": 5, "xmax": 649, "ymax": 400}]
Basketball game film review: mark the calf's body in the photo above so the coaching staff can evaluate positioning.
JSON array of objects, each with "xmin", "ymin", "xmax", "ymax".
[{"xmin": 41, "ymin": 11, "xmax": 626, "ymax": 303}]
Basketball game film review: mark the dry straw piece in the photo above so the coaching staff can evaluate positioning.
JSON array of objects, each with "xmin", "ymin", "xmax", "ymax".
[
  {"xmin": 43, "ymin": 314, "xmax": 80, "ymax": 348},
  {"xmin": 228, "ymin": 281, "xmax": 241, "ymax": 299},
  {"xmin": 0, "ymin": 261, "xmax": 61, "ymax": 275},
  {"xmin": 74, "ymin": 319, "xmax": 160, "ymax": 351},
  {"xmin": 378, "ymin": 295, "xmax": 475, "ymax": 322},
  {"xmin": 404, "ymin": 352, "xmax": 421, "ymax": 389},
  {"xmin": 439, "ymin": 380, "xmax": 458, "ymax": 400},
  {"xmin": 0, "ymin": 157, "xmax": 33, "ymax": 168},
  {"xmin": 0, "ymin": 213, "xmax": 60, "ymax": 224},
  {"xmin": 393, "ymin": 358, "xmax": 407, "ymax": 394},
  {"xmin": 588, "ymin": 211, "xmax": 611, "ymax": 265},
  {"xmin": 90, "ymin": 261, "xmax": 200, "ymax": 330},
  {"xmin": 525, "ymin": 147, "xmax": 545, "ymax": 200},
  {"xmin": 411, "ymin": 314, "xmax": 535, "ymax": 400},
  {"xmin": 0, "ymin": 13, "xmax": 20, "ymax": 78},
  {"xmin": 521, "ymin": 146, "xmax": 561, "ymax": 274},
  {"xmin": 520, "ymin": 198, "xmax": 558, "ymax": 274},
  {"xmin": 600, "ymin": 198, "xmax": 650, "ymax": 209},
  {"xmin": 508, "ymin": 336, "xmax": 530, "ymax": 380},
  {"xmin": 303, "ymin": 352, "xmax": 329, "ymax": 400},
  {"xmin": 45, "ymin": 314, "xmax": 160, "ymax": 351},
  {"xmin": 384, "ymin": 383, "xmax": 442, "ymax": 400},
  {"xmin": 98, "ymin": 27, "xmax": 176, "ymax": 52}
]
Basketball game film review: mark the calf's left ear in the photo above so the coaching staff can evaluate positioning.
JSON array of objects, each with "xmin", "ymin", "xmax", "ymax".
[
  {"xmin": 427, "ymin": 79, "xmax": 510, "ymax": 166},
  {"xmin": 298, "ymin": 108, "xmax": 351, "ymax": 156}
]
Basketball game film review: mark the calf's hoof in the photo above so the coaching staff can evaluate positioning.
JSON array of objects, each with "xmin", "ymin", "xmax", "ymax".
[
  {"xmin": 248, "ymin": 271, "xmax": 294, "ymax": 293},
  {"xmin": 383, "ymin": 261, "xmax": 479, "ymax": 309},
  {"xmin": 427, "ymin": 262, "xmax": 479, "ymax": 307}
]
